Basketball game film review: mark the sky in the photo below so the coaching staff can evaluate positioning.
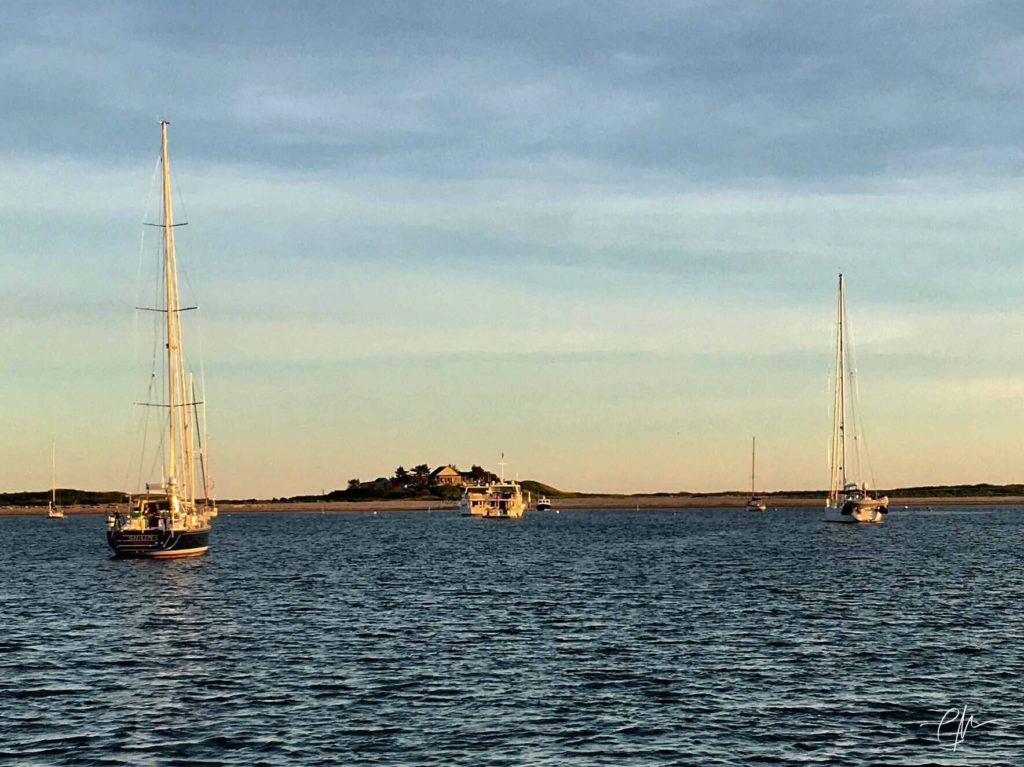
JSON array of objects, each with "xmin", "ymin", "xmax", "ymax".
[{"xmin": 4, "ymin": 1, "xmax": 1024, "ymax": 498}]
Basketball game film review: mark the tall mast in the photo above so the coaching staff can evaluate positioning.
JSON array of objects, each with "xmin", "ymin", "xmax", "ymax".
[
  {"xmin": 750, "ymin": 436, "xmax": 756, "ymax": 496},
  {"xmin": 838, "ymin": 274, "xmax": 847, "ymax": 490},
  {"xmin": 160, "ymin": 120, "xmax": 192, "ymax": 498},
  {"xmin": 51, "ymin": 441, "xmax": 56, "ymax": 508},
  {"xmin": 161, "ymin": 122, "xmax": 177, "ymax": 491}
]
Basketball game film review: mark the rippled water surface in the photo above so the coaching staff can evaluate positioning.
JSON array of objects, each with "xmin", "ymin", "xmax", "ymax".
[{"xmin": 2, "ymin": 507, "xmax": 1022, "ymax": 765}]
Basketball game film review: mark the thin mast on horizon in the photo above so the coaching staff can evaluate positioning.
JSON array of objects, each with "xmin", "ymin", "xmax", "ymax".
[{"xmin": 750, "ymin": 436, "xmax": 756, "ymax": 497}]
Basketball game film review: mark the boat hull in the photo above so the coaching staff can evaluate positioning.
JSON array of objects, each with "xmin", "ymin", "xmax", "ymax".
[
  {"xmin": 824, "ymin": 496, "xmax": 888, "ymax": 524},
  {"xmin": 107, "ymin": 527, "xmax": 211, "ymax": 558}
]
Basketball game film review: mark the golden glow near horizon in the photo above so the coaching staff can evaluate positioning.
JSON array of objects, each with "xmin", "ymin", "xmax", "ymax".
[{"xmin": 4, "ymin": 6, "xmax": 1024, "ymax": 498}]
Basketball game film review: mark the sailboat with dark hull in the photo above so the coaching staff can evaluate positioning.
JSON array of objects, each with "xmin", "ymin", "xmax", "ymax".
[{"xmin": 107, "ymin": 122, "xmax": 215, "ymax": 558}]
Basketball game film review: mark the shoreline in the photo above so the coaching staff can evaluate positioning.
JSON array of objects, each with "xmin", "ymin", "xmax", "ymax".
[{"xmin": 4, "ymin": 494, "xmax": 1024, "ymax": 516}]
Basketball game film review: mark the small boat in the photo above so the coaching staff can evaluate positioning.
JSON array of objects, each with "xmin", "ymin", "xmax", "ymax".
[
  {"xmin": 824, "ymin": 274, "xmax": 888, "ymax": 524},
  {"xmin": 459, "ymin": 457, "xmax": 525, "ymax": 519},
  {"xmin": 47, "ymin": 442, "xmax": 64, "ymax": 519},
  {"xmin": 536, "ymin": 496, "xmax": 552, "ymax": 511},
  {"xmin": 107, "ymin": 122, "xmax": 216, "ymax": 558},
  {"xmin": 745, "ymin": 436, "xmax": 767, "ymax": 511}
]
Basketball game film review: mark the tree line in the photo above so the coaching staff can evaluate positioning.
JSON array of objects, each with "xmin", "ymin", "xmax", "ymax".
[{"xmin": 324, "ymin": 463, "xmax": 500, "ymax": 502}]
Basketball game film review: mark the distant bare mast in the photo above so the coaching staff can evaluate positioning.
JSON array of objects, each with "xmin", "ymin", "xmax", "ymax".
[{"xmin": 750, "ymin": 436, "xmax": 756, "ymax": 497}]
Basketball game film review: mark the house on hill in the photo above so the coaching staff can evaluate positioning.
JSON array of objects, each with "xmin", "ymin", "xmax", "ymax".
[{"xmin": 430, "ymin": 465, "xmax": 465, "ymax": 486}]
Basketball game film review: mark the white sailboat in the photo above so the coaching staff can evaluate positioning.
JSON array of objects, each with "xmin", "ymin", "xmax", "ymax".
[
  {"xmin": 824, "ymin": 273, "xmax": 887, "ymax": 524},
  {"xmin": 745, "ymin": 436, "xmax": 767, "ymax": 511},
  {"xmin": 47, "ymin": 442, "xmax": 64, "ymax": 519},
  {"xmin": 106, "ymin": 121, "xmax": 215, "ymax": 557}
]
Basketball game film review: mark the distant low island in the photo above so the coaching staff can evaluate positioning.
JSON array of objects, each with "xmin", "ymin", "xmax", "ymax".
[{"xmin": 4, "ymin": 459, "xmax": 1024, "ymax": 510}]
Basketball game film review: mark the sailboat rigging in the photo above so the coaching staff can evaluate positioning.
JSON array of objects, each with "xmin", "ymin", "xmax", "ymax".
[
  {"xmin": 745, "ymin": 437, "xmax": 767, "ymax": 511},
  {"xmin": 47, "ymin": 442, "xmax": 64, "ymax": 519},
  {"xmin": 107, "ymin": 121, "xmax": 215, "ymax": 557},
  {"xmin": 824, "ymin": 273, "xmax": 887, "ymax": 524}
]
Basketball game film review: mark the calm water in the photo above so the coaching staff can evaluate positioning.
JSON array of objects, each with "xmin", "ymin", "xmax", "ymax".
[{"xmin": 1, "ymin": 507, "xmax": 1021, "ymax": 766}]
